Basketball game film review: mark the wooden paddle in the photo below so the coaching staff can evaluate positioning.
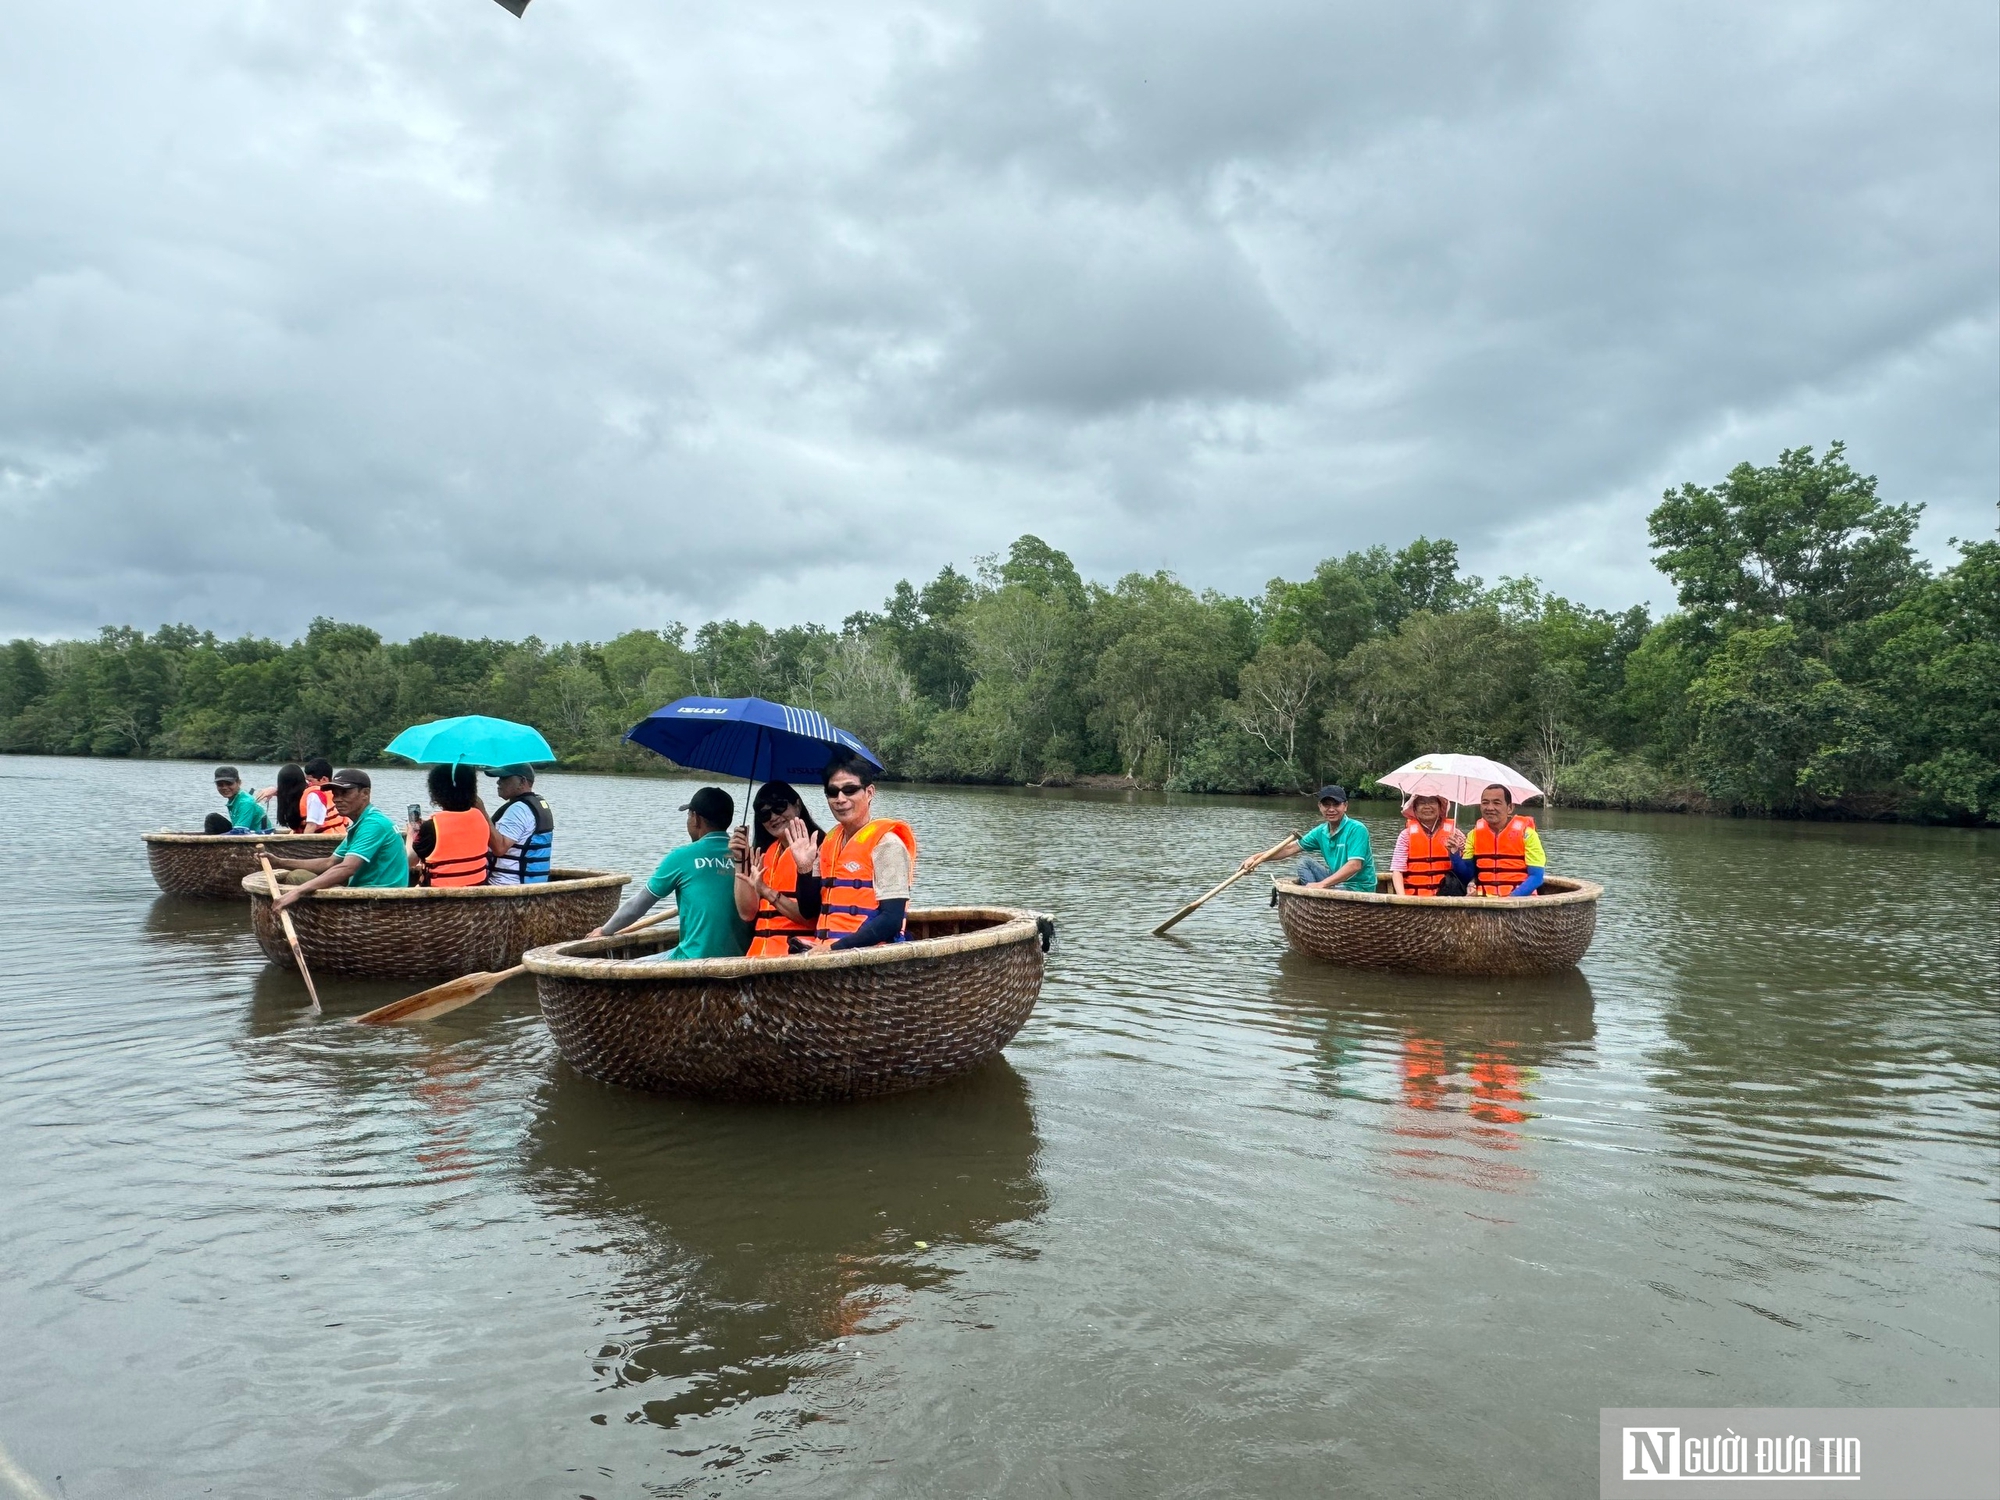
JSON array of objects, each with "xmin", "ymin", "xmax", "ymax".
[
  {"xmin": 351, "ymin": 902, "xmax": 680, "ymax": 1026},
  {"xmin": 1152, "ymin": 833, "xmax": 1299, "ymax": 936},
  {"xmin": 256, "ymin": 848, "xmax": 322, "ymax": 1015}
]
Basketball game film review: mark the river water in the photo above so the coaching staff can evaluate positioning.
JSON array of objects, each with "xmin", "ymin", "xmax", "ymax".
[{"xmin": 0, "ymin": 755, "xmax": 1994, "ymax": 1498}]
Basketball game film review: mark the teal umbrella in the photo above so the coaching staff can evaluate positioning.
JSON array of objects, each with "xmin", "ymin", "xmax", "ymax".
[{"xmin": 383, "ymin": 715, "xmax": 555, "ymax": 768}]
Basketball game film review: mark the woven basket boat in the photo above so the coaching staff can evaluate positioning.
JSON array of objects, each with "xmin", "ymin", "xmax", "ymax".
[
  {"xmin": 524, "ymin": 907, "xmax": 1056, "ymax": 1103},
  {"xmin": 1272, "ymin": 875, "xmax": 1602, "ymax": 976},
  {"xmin": 144, "ymin": 831, "xmax": 344, "ymax": 898},
  {"xmin": 244, "ymin": 867, "xmax": 628, "ymax": 981}
]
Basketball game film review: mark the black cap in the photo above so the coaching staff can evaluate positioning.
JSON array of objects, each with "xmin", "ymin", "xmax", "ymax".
[
  {"xmin": 1316, "ymin": 784, "xmax": 1348, "ymax": 803},
  {"xmin": 214, "ymin": 766, "xmax": 240, "ymax": 783},
  {"xmin": 680, "ymin": 786, "xmax": 734, "ymax": 827},
  {"xmin": 329, "ymin": 767, "xmax": 372, "ymax": 790},
  {"xmin": 487, "ymin": 764, "xmax": 536, "ymax": 781}
]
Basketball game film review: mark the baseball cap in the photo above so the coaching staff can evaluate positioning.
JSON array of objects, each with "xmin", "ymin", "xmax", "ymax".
[
  {"xmin": 1316, "ymin": 784, "xmax": 1349, "ymax": 803},
  {"xmin": 328, "ymin": 767, "xmax": 372, "ymax": 790},
  {"xmin": 214, "ymin": 766, "xmax": 240, "ymax": 783},
  {"xmin": 487, "ymin": 764, "xmax": 536, "ymax": 781},
  {"xmin": 680, "ymin": 786, "xmax": 735, "ymax": 826}
]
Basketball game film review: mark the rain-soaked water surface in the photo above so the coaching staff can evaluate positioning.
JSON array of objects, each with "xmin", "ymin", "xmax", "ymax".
[{"xmin": 2, "ymin": 756, "xmax": 1995, "ymax": 1497}]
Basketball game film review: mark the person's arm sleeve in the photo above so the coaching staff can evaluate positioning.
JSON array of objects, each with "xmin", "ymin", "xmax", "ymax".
[
  {"xmin": 601, "ymin": 888, "xmax": 661, "ymax": 935},
  {"xmin": 870, "ymin": 840, "xmax": 912, "ymax": 901},
  {"xmin": 1390, "ymin": 828, "xmax": 1411, "ymax": 873},
  {"xmin": 1449, "ymin": 849, "xmax": 1478, "ymax": 879},
  {"xmin": 792, "ymin": 871, "xmax": 822, "ymax": 921},
  {"xmin": 1512, "ymin": 829, "xmax": 1546, "ymax": 896},
  {"xmin": 831, "ymin": 899, "xmax": 908, "ymax": 950}
]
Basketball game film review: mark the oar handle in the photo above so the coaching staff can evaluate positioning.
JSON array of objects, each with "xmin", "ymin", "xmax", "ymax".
[
  {"xmin": 1152, "ymin": 833, "xmax": 1299, "ymax": 936},
  {"xmin": 257, "ymin": 848, "xmax": 321, "ymax": 1014}
]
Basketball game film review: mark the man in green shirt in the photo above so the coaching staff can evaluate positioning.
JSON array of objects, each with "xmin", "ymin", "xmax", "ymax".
[
  {"xmin": 593, "ymin": 786, "xmax": 750, "ymax": 961},
  {"xmin": 263, "ymin": 768, "xmax": 410, "ymax": 910},
  {"xmin": 1238, "ymin": 784, "xmax": 1378, "ymax": 893},
  {"xmin": 214, "ymin": 766, "xmax": 272, "ymax": 833}
]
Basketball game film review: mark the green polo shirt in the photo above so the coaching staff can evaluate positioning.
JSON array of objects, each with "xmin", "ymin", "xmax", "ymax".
[
  {"xmin": 227, "ymin": 789, "xmax": 272, "ymax": 833},
  {"xmin": 331, "ymin": 804, "xmax": 410, "ymax": 888},
  {"xmin": 1300, "ymin": 814, "xmax": 1376, "ymax": 892},
  {"xmin": 645, "ymin": 830, "xmax": 750, "ymax": 960}
]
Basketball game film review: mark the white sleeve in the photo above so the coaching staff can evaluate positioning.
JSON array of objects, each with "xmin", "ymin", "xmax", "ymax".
[{"xmin": 871, "ymin": 838, "xmax": 912, "ymax": 901}]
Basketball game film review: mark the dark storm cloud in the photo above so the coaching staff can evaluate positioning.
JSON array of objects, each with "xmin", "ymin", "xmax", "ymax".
[{"xmin": 0, "ymin": 0, "xmax": 1992, "ymax": 643}]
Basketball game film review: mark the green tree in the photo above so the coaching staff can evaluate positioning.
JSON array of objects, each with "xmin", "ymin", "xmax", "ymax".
[
  {"xmin": 1649, "ymin": 441, "xmax": 1926, "ymax": 647},
  {"xmin": 1228, "ymin": 640, "xmax": 1333, "ymax": 790}
]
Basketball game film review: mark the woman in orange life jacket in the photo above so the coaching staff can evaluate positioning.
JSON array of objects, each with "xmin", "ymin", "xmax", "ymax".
[
  {"xmin": 781, "ymin": 751, "xmax": 917, "ymax": 951},
  {"xmin": 1448, "ymin": 784, "xmax": 1547, "ymax": 898},
  {"xmin": 407, "ymin": 763, "xmax": 493, "ymax": 888},
  {"xmin": 1390, "ymin": 793, "xmax": 1467, "ymax": 897},
  {"xmin": 301, "ymin": 756, "xmax": 350, "ymax": 835},
  {"xmin": 725, "ymin": 780, "xmax": 823, "ymax": 957}
]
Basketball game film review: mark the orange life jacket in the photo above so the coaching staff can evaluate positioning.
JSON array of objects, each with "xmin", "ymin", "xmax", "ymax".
[
  {"xmin": 1401, "ymin": 818, "xmax": 1455, "ymax": 897},
  {"xmin": 422, "ymin": 808, "xmax": 491, "ymax": 887},
  {"xmin": 305, "ymin": 781, "xmax": 350, "ymax": 836},
  {"xmin": 814, "ymin": 818, "xmax": 918, "ymax": 942},
  {"xmin": 748, "ymin": 838, "xmax": 815, "ymax": 956},
  {"xmin": 1468, "ymin": 815, "xmax": 1534, "ymax": 896}
]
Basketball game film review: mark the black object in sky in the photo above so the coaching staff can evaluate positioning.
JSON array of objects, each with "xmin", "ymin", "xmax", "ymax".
[{"xmin": 493, "ymin": 0, "xmax": 529, "ymax": 15}]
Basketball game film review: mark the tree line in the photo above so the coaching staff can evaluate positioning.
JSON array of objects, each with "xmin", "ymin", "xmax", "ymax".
[{"xmin": 2, "ymin": 443, "xmax": 1993, "ymax": 823}]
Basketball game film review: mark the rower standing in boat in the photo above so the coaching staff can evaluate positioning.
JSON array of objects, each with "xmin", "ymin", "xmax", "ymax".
[
  {"xmin": 1237, "ymin": 784, "xmax": 1377, "ymax": 892},
  {"xmin": 787, "ymin": 752, "xmax": 917, "ymax": 951},
  {"xmin": 262, "ymin": 769, "xmax": 411, "ymax": 910}
]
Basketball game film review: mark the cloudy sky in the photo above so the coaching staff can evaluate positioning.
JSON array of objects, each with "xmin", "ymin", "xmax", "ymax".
[{"xmin": 2, "ymin": 0, "xmax": 1994, "ymax": 644}]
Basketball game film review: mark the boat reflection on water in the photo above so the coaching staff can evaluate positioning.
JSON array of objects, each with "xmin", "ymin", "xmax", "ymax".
[
  {"xmin": 1271, "ymin": 954, "xmax": 1596, "ymax": 1189},
  {"xmin": 520, "ymin": 1059, "xmax": 1047, "ymax": 1431},
  {"xmin": 143, "ymin": 893, "xmax": 248, "ymax": 950}
]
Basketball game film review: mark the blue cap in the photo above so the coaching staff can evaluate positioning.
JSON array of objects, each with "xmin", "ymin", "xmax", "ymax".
[{"xmin": 1316, "ymin": 785, "xmax": 1348, "ymax": 803}]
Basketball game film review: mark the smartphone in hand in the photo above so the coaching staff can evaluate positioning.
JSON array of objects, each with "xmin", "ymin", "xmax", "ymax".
[{"xmin": 407, "ymin": 803, "xmax": 423, "ymax": 825}]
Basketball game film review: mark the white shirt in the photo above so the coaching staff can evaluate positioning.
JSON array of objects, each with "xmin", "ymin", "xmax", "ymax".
[{"xmin": 488, "ymin": 800, "xmax": 540, "ymax": 886}]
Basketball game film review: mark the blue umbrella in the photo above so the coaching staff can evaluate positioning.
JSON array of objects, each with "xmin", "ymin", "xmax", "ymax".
[
  {"xmin": 384, "ymin": 715, "xmax": 556, "ymax": 768},
  {"xmin": 625, "ymin": 696, "xmax": 881, "ymax": 824}
]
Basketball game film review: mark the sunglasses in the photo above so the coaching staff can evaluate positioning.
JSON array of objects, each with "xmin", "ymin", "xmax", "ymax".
[
  {"xmin": 825, "ymin": 782, "xmax": 868, "ymax": 799},
  {"xmin": 760, "ymin": 802, "xmax": 800, "ymax": 821}
]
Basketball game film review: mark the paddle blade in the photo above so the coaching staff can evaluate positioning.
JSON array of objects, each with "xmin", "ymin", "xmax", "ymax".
[{"xmin": 352, "ymin": 969, "xmax": 513, "ymax": 1026}]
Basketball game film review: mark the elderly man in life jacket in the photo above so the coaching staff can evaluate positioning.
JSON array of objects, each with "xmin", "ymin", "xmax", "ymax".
[
  {"xmin": 1391, "ymin": 793, "xmax": 1467, "ymax": 897},
  {"xmin": 1449, "ymin": 784, "xmax": 1547, "ymax": 897},
  {"xmin": 782, "ymin": 751, "xmax": 917, "ymax": 950}
]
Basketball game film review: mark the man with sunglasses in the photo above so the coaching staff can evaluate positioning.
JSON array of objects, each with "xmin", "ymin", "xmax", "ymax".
[{"xmin": 781, "ymin": 752, "xmax": 917, "ymax": 950}]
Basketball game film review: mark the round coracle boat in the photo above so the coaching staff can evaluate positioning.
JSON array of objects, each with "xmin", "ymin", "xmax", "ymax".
[
  {"xmin": 144, "ymin": 831, "xmax": 344, "ymax": 898},
  {"xmin": 1272, "ymin": 875, "xmax": 1602, "ymax": 976},
  {"xmin": 524, "ymin": 907, "xmax": 1056, "ymax": 1103},
  {"xmin": 245, "ymin": 867, "xmax": 628, "ymax": 981}
]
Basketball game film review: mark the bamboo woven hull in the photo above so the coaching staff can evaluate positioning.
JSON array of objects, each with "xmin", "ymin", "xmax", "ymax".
[
  {"xmin": 526, "ymin": 908, "xmax": 1054, "ymax": 1103},
  {"xmin": 1273, "ymin": 876, "xmax": 1601, "ymax": 976},
  {"xmin": 245, "ymin": 868, "xmax": 627, "ymax": 980},
  {"xmin": 144, "ymin": 832, "xmax": 344, "ymax": 898}
]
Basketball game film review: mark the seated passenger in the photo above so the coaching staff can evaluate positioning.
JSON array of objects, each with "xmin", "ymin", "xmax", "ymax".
[
  {"xmin": 789, "ymin": 752, "xmax": 916, "ymax": 951},
  {"xmin": 300, "ymin": 756, "xmax": 350, "ymax": 835},
  {"xmin": 264, "ymin": 769, "xmax": 410, "ymax": 908},
  {"xmin": 728, "ymin": 780, "xmax": 823, "ymax": 956},
  {"xmin": 408, "ymin": 764, "xmax": 492, "ymax": 887},
  {"xmin": 1391, "ymin": 794, "xmax": 1467, "ymax": 897},
  {"xmin": 270, "ymin": 763, "xmax": 310, "ymax": 834},
  {"xmin": 485, "ymin": 764, "xmax": 555, "ymax": 885},
  {"xmin": 214, "ymin": 765, "xmax": 272, "ymax": 834},
  {"xmin": 592, "ymin": 786, "xmax": 750, "ymax": 960},
  {"xmin": 1449, "ymin": 784, "xmax": 1546, "ymax": 897}
]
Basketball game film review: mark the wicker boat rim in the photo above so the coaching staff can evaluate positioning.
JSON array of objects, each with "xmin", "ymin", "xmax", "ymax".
[
  {"xmin": 525, "ymin": 905, "xmax": 1050, "ymax": 982},
  {"xmin": 144, "ymin": 831, "xmax": 341, "ymax": 845},
  {"xmin": 241, "ymin": 867, "xmax": 630, "ymax": 901},
  {"xmin": 1272, "ymin": 874, "xmax": 1603, "ymax": 909}
]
